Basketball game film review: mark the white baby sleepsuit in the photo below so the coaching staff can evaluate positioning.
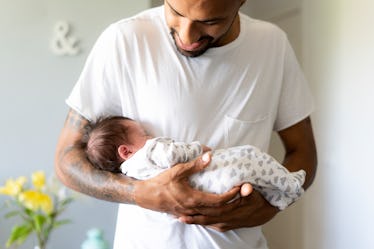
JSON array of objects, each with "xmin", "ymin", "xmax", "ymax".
[{"xmin": 122, "ymin": 137, "xmax": 306, "ymax": 210}]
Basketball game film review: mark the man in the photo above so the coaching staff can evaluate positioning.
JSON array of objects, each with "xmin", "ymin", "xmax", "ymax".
[{"xmin": 55, "ymin": 0, "xmax": 317, "ymax": 248}]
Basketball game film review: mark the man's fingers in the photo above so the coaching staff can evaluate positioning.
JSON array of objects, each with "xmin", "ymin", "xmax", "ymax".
[
  {"xmin": 179, "ymin": 214, "xmax": 221, "ymax": 226},
  {"xmin": 191, "ymin": 185, "xmax": 241, "ymax": 207},
  {"xmin": 172, "ymin": 153, "xmax": 211, "ymax": 179},
  {"xmin": 240, "ymin": 183, "xmax": 253, "ymax": 197},
  {"xmin": 194, "ymin": 193, "xmax": 245, "ymax": 215},
  {"xmin": 173, "ymin": 185, "xmax": 241, "ymax": 215},
  {"xmin": 171, "ymin": 182, "xmax": 241, "ymax": 216}
]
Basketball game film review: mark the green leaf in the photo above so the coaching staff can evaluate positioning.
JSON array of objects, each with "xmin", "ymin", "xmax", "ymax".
[
  {"xmin": 59, "ymin": 197, "xmax": 74, "ymax": 208},
  {"xmin": 53, "ymin": 219, "xmax": 72, "ymax": 229},
  {"xmin": 5, "ymin": 210, "xmax": 21, "ymax": 219},
  {"xmin": 6, "ymin": 224, "xmax": 32, "ymax": 247},
  {"xmin": 24, "ymin": 207, "xmax": 34, "ymax": 216},
  {"xmin": 33, "ymin": 214, "xmax": 46, "ymax": 233}
]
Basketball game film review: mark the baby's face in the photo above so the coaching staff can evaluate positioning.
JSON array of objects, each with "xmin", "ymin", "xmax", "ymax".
[{"xmin": 124, "ymin": 120, "xmax": 150, "ymax": 151}]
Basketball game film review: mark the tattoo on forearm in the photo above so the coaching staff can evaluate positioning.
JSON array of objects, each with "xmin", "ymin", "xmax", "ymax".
[
  {"xmin": 125, "ymin": 182, "xmax": 136, "ymax": 204},
  {"xmin": 59, "ymin": 109, "xmax": 136, "ymax": 204},
  {"xmin": 60, "ymin": 146, "xmax": 135, "ymax": 203},
  {"xmin": 65, "ymin": 110, "xmax": 87, "ymax": 131},
  {"xmin": 59, "ymin": 145, "xmax": 74, "ymax": 165}
]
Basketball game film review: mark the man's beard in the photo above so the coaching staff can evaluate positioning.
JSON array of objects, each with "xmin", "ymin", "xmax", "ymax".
[{"xmin": 170, "ymin": 28, "xmax": 214, "ymax": 57}]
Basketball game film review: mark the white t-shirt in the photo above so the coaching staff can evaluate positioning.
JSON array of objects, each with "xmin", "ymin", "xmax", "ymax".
[{"xmin": 67, "ymin": 6, "xmax": 314, "ymax": 249}]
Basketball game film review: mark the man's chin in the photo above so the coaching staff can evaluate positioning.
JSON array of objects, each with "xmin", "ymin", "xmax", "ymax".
[
  {"xmin": 170, "ymin": 31, "xmax": 212, "ymax": 57},
  {"xmin": 176, "ymin": 45, "xmax": 210, "ymax": 58}
]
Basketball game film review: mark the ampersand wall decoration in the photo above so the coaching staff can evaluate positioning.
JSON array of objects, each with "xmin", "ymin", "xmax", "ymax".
[{"xmin": 50, "ymin": 21, "xmax": 80, "ymax": 56}]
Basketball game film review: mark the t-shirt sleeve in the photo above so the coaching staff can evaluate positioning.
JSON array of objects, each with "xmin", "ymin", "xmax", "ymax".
[
  {"xmin": 273, "ymin": 38, "xmax": 315, "ymax": 131},
  {"xmin": 66, "ymin": 24, "xmax": 123, "ymax": 122}
]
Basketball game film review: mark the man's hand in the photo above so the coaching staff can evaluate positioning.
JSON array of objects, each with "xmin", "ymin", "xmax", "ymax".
[
  {"xmin": 176, "ymin": 117, "xmax": 317, "ymax": 232},
  {"xmin": 132, "ymin": 153, "xmax": 241, "ymax": 216},
  {"xmin": 178, "ymin": 189, "xmax": 279, "ymax": 232},
  {"xmin": 201, "ymin": 144, "xmax": 212, "ymax": 153}
]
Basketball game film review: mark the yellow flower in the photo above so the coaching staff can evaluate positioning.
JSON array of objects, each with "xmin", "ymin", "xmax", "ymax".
[
  {"xmin": 39, "ymin": 194, "xmax": 54, "ymax": 214},
  {"xmin": 0, "ymin": 176, "xmax": 27, "ymax": 197},
  {"xmin": 2, "ymin": 171, "xmax": 73, "ymax": 248},
  {"xmin": 32, "ymin": 171, "xmax": 46, "ymax": 190},
  {"xmin": 18, "ymin": 190, "xmax": 53, "ymax": 214}
]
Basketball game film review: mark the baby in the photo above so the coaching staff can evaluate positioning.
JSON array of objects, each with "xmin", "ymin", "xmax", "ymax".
[{"xmin": 81, "ymin": 116, "xmax": 306, "ymax": 210}]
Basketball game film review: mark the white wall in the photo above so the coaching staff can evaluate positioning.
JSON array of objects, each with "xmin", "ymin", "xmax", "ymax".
[
  {"xmin": 302, "ymin": 0, "xmax": 374, "ymax": 248},
  {"xmin": 0, "ymin": 1, "xmax": 149, "ymax": 248}
]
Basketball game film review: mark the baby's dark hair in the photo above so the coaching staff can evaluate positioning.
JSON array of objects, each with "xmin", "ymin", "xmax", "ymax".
[{"xmin": 81, "ymin": 116, "xmax": 133, "ymax": 173}]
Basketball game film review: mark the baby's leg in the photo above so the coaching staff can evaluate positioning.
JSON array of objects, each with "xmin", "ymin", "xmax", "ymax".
[
  {"xmin": 189, "ymin": 145, "xmax": 306, "ymax": 209},
  {"xmin": 256, "ymin": 186, "xmax": 304, "ymax": 210},
  {"xmin": 248, "ymin": 148, "xmax": 306, "ymax": 193}
]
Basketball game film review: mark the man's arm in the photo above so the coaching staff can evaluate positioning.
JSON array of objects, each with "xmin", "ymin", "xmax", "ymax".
[
  {"xmin": 54, "ymin": 109, "xmax": 136, "ymax": 203},
  {"xmin": 277, "ymin": 117, "xmax": 317, "ymax": 190},
  {"xmin": 55, "ymin": 109, "xmax": 239, "ymax": 215},
  {"xmin": 179, "ymin": 117, "xmax": 317, "ymax": 231}
]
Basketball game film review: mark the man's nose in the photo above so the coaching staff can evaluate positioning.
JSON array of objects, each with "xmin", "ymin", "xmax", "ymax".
[{"xmin": 178, "ymin": 18, "xmax": 200, "ymax": 45}]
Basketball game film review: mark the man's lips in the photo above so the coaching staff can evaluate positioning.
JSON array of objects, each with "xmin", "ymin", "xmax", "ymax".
[{"xmin": 175, "ymin": 34, "xmax": 208, "ymax": 52}]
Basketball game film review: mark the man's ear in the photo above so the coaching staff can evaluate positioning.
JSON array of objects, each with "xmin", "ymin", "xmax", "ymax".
[{"xmin": 118, "ymin": 145, "xmax": 132, "ymax": 160}]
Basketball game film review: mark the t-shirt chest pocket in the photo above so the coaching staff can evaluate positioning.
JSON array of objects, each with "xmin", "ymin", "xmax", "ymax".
[{"xmin": 224, "ymin": 114, "xmax": 272, "ymax": 151}]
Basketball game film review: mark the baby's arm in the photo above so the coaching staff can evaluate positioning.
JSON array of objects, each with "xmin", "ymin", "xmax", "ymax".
[{"xmin": 147, "ymin": 137, "xmax": 203, "ymax": 168}]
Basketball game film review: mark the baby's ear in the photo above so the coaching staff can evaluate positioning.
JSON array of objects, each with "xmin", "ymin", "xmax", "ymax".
[{"xmin": 118, "ymin": 145, "xmax": 132, "ymax": 160}]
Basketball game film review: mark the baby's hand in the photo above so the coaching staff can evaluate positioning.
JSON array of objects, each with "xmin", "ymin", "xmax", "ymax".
[{"xmin": 201, "ymin": 144, "xmax": 211, "ymax": 153}]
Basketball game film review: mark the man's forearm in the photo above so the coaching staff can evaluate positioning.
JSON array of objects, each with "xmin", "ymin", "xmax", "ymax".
[
  {"xmin": 54, "ymin": 109, "xmax": 136, "ymax": 204},
  {"xmin": 55, "ymin": 145, "xmax": 136, "ymax": 203},
  {"xmin": 282, "ymin": 149, "xmax": 317, "ymax": 190},
  {"xmin": 55, "ymin": 109, "xmax": 240, "ymax": 218},
  {"xmin": 279, "ymin": 117, "xmax": 318, "ymax": 190}
]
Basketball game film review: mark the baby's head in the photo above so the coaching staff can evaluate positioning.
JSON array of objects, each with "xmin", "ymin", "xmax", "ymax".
[{"xmin": 81, "ymin": 116, "xmax": 149, "ymax": 173}]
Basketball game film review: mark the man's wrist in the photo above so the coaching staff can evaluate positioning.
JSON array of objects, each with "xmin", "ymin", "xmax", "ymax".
[{"xmin": 127, "ymin": 177, "xmax": 140, "ymax": 205}]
